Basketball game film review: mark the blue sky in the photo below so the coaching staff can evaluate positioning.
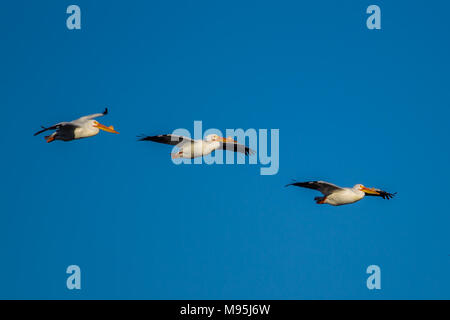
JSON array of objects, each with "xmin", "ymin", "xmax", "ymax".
[{"xmin": 0, "ymin": 0, "xmax": 449, "ymax": 299}]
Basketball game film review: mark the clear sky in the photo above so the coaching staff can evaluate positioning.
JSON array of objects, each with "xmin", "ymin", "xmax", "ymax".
[{"xmin": 0, "ymin": 0, "xmax": 449, "ymax": 299}]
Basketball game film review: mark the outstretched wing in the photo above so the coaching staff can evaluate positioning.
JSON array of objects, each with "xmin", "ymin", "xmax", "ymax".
[
  {"xmin": 219, "ymin": 142, "xmax": 255, "ymax": 156},
  {"xmin": 33, "ymin": 122, "xmax": 72, "ymax": 136},
  {"xmin": 137, "ymin": 134, "xmax": 194, "ymax": 146},
  {"xmin": 285, "ymin": 180, "xmax": 342, "ymax": 196},
  {"xmin": 76, "ymin": 108, "xmax": 108, "ymax": 122},
  {"xmin": 364, "ymin": 188, "xmax": 397, "ymax": 200}
]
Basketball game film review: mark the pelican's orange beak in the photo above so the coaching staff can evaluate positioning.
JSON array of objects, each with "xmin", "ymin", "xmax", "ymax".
[
  {"xmin": 221, "ymin": 136, "xmax": 237, "ymax": 143},
  {"xmin": 361, "ymin": 186, "xmax": 381, "ymax": 195},
  {"xmin": 95, "ymin": 122, "xmax": 119, "ymax": 134}
]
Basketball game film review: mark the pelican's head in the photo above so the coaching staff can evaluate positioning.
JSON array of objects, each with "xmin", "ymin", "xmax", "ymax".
[
  {"xmin": 354, "ymin": 184, "xmax": 381, "ymax": 195},
  {"xmin": 92, "ymin": 120, "xmax": 119, "ymax": 134},
  {"xmin": 205, "ymin": 134, "xmax": 236, "ymax": 143}
]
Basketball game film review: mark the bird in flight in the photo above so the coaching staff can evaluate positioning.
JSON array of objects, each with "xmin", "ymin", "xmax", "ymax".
[
  {"xmin": 286, "ymin": 180, "xmax": 396, "ymax": 206},
  {"xmin": 34, "ymin": 108, "xmax": 119, "ymax": 143},
  {"xmin": 138, "ymin": 133, "xmax": 255, "ymax": 159}
]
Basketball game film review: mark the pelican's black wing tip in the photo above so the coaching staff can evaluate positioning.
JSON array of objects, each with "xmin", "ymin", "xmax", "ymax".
[
  {"xmin": 386, "ymin": 191, "xmax": 397, "ymax": 200},
  {"xmin": 245, "ymin": 147, "xmax": 256, "ymax": 156},
  {"xmin": 285, "ymin": 180, "xmax": 300, "ymax": 188},
  {"xmin": 378, "ymin": 190, "xmax": 397, "ymax": 200},
  {"xmin": 33, "ymin": 125, "xmax": 49, "ymax": 136},
  {"xmin": 137, "ymin": 134, "xmax": 149, "ymax": 141}
]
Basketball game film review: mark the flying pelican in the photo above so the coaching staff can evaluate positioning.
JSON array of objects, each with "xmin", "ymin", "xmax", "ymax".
[
  {"xmin": 34, "ymin": 108, "xmax": 119, "ymax": 143},
  {"xmin": 138, "ymin": 134, "xmax": 256, "ymax": 159},
  {"xmin": 286, "ymin": 180, "xmax": 396, "ymax": 206}
]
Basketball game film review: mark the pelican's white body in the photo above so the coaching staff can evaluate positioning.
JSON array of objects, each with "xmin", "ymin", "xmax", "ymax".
[
  {"xmin": 324, "ymin": 187, "xmax": 365, "ymax": 206},
  {"xmin": 45, "ymin": 119, "xmax": 101, "ymax": 141},
  {"xmin": 176, "ymin": 140, "xmax": 220, "ymax": 158},
  {"xmin": 73, "ymin": 120, "xmax": 101, "ymax": 139}
]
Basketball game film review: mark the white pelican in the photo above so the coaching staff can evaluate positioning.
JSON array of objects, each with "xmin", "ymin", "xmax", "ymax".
[
  {"xmin": 138, "ymin": 134, "xmax": 256, "ymax": 159},
  {"xmin": 34, "ymin": 108, "xmax": 119, "ymax": 143},
  {"xmin": 286, "ymin": 180, "xmax": 396, "ymax": 206}
]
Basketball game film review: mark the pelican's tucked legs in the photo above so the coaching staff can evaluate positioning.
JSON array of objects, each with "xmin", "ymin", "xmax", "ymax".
[
  {"xmin": 171, "ymin": 151, "xmax": 183, "ymax": 159},
  {"xmin": 315, "ymin": 196, "xmax": 326, "ymax": 204},
  {"xmin": 45, "ymin": 133, "xmax": 56, "ymax": 143}
]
